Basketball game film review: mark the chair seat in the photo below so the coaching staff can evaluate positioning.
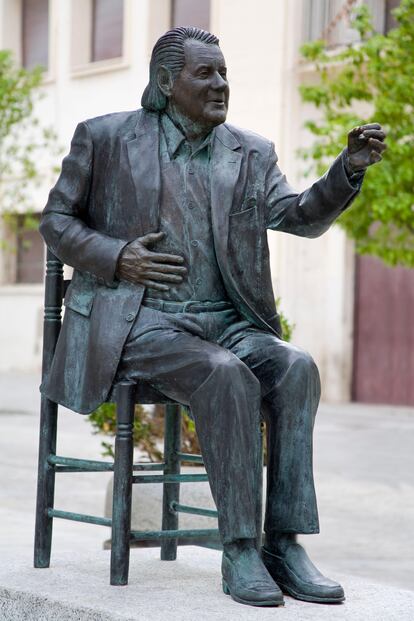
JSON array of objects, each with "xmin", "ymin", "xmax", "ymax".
[{"xmin": 108, "ymin": 381, "xmax": 178, "ymax": 405}]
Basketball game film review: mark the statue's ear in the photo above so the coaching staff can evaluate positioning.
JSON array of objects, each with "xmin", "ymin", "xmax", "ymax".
[{"xmin": 157, "ymin": 66, "xmax": 173, "ymax": 98}]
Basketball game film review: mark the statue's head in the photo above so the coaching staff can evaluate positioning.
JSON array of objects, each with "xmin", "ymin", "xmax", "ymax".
[{"xmin": 142, "ymin": 27, "xmax": 229, "ymax": 130}]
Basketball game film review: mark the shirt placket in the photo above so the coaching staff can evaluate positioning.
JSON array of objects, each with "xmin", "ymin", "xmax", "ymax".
[{"xmin": 185, "ymin": 150, "xmax": 205, "ymax": 298}]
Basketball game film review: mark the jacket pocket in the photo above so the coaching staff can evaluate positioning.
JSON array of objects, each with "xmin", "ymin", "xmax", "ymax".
[{"xmin": 64, "ymin": 271, "xmax": 96, "ymax": 317}]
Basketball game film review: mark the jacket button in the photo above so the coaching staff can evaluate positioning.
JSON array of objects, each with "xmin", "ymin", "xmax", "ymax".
[{"xmin": 126, "ymin": 313, "xmax": 135, "ymax": 322}]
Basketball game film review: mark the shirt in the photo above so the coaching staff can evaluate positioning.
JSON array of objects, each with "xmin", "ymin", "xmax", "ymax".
[{"xmin": 144, "ymin": 113, "xmax": 229, "ymax": 303}]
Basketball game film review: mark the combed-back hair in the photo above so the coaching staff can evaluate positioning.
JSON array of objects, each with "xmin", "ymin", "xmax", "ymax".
[{"xmin": 141, "ymin": 26, "xmax": 220, "ymax": 111}]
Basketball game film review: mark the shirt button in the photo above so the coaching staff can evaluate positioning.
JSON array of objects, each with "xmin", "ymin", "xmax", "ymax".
[
  {"xmin": 188, "ymin": 201, "xmax": 195, "ymax": 209},
  {"xmin": 191, "ymin": 240, "xmax": 199, "ymax": 247},
  {"xmin": 196, "ymin": 278, "xmax": 202, "ymax": 286},
  {"xmin": 126, "ymin": 313, "xmax": 135, "ymax": 322}
]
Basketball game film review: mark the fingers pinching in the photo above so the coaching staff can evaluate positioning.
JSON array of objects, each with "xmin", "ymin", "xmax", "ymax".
[
  {"xmin": 360, "ymin": 123, "xmax": 382, "ymax": 131},
  {"xmin": 370, "ymin": 151, "xmax": 382, "ymax": 164},
  {"xmin": 350, "ymin": 126, "xmax": 363, "ymax": 136},
  {"xmin": 368, "ymin": 138, "xmax": 387, "ymax": 153},
  {"xmin": 362, "ymin": 129, "xmax": 386, "ymax": 141}
]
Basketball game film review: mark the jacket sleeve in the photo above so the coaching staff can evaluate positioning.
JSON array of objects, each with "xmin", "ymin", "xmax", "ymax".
[
  {"xmin": 39, "ymin": 121, "xmax": 127, "ymax": 283},
  {"xmin": 264, "ymin": 142, "xmax": 364, "ymax": 238}
]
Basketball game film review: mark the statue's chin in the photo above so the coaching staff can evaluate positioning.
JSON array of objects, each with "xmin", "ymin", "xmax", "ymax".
[{"xmin": 205, "ymin": 110, "xmax": 227, "ymax": 127}]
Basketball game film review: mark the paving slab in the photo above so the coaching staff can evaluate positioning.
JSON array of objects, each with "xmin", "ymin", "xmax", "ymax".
[
  {"xmin": 1, "ymin": 547, "xmax": 414, "ymax": 621},
  {"xmin": 1, "ymin": 370, "xmax": 414, "ymax": 614}
]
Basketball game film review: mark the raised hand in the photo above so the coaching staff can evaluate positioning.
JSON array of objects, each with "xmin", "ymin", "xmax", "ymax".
[
  {"xmin": 347, "ymin": 123, "xmax": 387, "ymax": 173},
  {"xmin": 116, "ymin": 231, "xmax": 187, "ymax": 291}
]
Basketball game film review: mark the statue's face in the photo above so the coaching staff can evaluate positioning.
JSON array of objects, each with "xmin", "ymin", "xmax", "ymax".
[{"xmin": 170, "ymin": 40, "xmax": 229, "ymax": 128}]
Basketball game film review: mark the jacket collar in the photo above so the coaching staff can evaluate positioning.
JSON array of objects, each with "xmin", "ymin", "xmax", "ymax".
[
  {"xmin": 127, "ymin": 109, "xmax": 242, "ymax": 238},
  {"xmin": 214, "ymin": 122, "xmax": 241, "ymax": 152}
]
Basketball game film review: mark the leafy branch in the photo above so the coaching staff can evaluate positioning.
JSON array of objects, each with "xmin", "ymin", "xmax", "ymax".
[
  {"xmin": 299, "ymin": 0, "xmax": 414, "ymax": 267},
  {"xmin": 0, "ymin": 50, "xmax": 60, "ymax": 247}
]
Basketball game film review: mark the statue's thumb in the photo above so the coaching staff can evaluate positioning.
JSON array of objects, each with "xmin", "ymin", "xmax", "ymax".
[{"xmin": 140, "ymin": 232, "xmax": 164, "ymax": 247}]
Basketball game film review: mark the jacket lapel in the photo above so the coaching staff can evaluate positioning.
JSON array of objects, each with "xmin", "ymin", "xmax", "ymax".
[
  {"xmin": 126, "ymin": 110, "xmax": 160, "ymax": 234},
  {"xmin": 211, "ymin": 124, "xmax": 278, "ymax": 335},
  {"xmin": 210, "ymin": 123, "xmax": 242, "ymax": 258}
]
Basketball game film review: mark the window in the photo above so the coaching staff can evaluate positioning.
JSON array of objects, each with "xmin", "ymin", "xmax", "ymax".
[
  {"xmin": 15, "ymin": 215, "xmax": 44, "ymax": 284},
  {"xmin": 171, "ymin": 0, "xmax": 210, "ymax": 30},
  {"xmin": 21, "ymin": 0, "xmax": 49, "ymax": 69},
  {"xmin": 385, "ymin": 0, "xmax": 400, "ymax": 33},
  {"xmin": 304, "ymin": 0, "xmax": 400, "ymax": 47},
  {"xmin": 91, "ymin": 0, "xmax": 124, "ymax": 62},
  {"xmin": 304, "ymin": 0, "xmax": 359, "ymax": 47}
]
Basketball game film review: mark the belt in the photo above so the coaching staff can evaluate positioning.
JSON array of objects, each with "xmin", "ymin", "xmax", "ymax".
[{"xmin": 142, "ymin": 298, "xmax": 234, "ymax": 314}]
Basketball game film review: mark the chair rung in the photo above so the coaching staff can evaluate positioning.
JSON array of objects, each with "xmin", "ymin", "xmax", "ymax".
[
  {"xmin": 48, "ymin": 455, "xmax": 113, "ymax": 471},
  {"xmin": 130, "ymin": 528, "xmax": 219, "ymax": 541},
  {"xmin": 48, "ymin": 508, "xmax": 111, "ymax": 527},
  {"xmin": 47, "ymin": 509, "xmax": 219, "ymax": 540},
  {"xmin": 171, "ymin": 502, "xmax": 218, "ymax": 519},
  {"xmin": 133, "ymin": 462, "xmax": 166, "ymax": 471},
  {"xmin": 48, "ymin": 455, "xmax": 166, "ymax": 472},
  {"xmin": 132, "ymin": 473, "xmax": 209, "ymax": 484},
  {"xmin": 177, "ymin": 452, "xmax": 204, "ymax": 464}
]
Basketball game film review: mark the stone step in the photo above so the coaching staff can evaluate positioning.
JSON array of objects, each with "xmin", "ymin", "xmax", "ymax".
[{"xmin": 1, "ymin": 547, "xmax": 414, "ymax": 621}]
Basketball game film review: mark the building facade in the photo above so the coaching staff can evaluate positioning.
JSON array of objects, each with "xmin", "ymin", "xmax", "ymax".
[{"xmin": 0, "ymin": 0, "xmax": 411, "ymax": 404}]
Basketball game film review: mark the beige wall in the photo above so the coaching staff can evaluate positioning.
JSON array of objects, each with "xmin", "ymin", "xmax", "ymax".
[
  {"xmin": 0, "ymin": 0, "xmax": 355, "ymax": 400},
  {"xmin": 211, "ymin": 0, "xmax": 355, "ymax": 400}
]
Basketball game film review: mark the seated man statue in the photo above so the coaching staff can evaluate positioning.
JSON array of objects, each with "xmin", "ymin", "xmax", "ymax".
[{"xmin": 39, "ymin": 27, "xmax": 386, "ymax": 607}]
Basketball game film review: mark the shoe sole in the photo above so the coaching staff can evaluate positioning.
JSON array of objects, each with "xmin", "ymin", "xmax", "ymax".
[
  {"xmin": 222, "ymin": 580, "xmax": 284, "ymax": 607},
  {"xmin": 278, "ymin": 582, "xmax": 345, "ymax": 604}
]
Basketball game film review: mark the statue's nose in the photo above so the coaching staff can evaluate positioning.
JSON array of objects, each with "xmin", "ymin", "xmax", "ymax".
[{"xmin": 211, "ymin": 71, "xmax": 227, "ymax": 91}]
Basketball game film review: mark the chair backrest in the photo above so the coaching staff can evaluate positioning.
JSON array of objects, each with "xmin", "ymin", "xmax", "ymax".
[
  {"xmin": 41, "ymin": 248, "xmax": 164, "ymax": 404},
  {"xmin": 42, "ymin": 249, "xmax": 65, "ymax": 383}
]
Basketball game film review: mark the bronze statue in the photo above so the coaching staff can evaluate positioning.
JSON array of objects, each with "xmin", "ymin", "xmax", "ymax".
[{"xmin": 39, "ymin": 27, "xmax": 386, "ymax": 607}]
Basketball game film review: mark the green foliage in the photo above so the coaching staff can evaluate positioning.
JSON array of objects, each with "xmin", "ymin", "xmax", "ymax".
[
  {"xmin": 0, "ymin": 50, "xmax": 59, "ymax": 242},
  {"xmin": 277, "ymin": 299, "xmax": 295, "ymax": 342},
  {"xmin": 88, "ymin": 403, "xmax": 200, "ymax": 461},
  {"xmin": 299, "ymin": 0, "xmax": 414, "ymax": 267},
  {"xmin": 88, "ymin": 403, "xmax": 163, "ymax": 461}
]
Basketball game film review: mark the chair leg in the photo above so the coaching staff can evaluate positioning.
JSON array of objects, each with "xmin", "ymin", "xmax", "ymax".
[
  {"xmin": 255, "ymin": 423, "xmax": 264, "ymax": 552},
  {"xmin": 110, "ymin": 382, "xmax": 135, "ymax": 586},
  {"xmin": 160, "ymin": 404, "xmax": 181, "ymax": 560},
  {"xmin": 34, "ymin": 396, "xmax": 58, "ymax": 568}
]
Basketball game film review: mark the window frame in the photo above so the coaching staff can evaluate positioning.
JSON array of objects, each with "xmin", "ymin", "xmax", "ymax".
[
  {"xmin": 70, "ymin": 0, "xmax": 131, "ymax": 79},
  {"xmin": 21, "ymin": 0, "xmax": 50, "ymax": 72},
  {"xmin": 0, "ymin": 0, "xmax": 55, "ymax": 83},
  {"xmin": 302, "ymin": 0, "xmax": 396, "ymax": 50}
]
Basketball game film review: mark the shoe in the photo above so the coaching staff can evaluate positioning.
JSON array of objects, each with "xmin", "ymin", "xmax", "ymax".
[
  {"xmin": 221, "ymin": 543, "xmax": 284, "ymax": 607},
  {"xmin": 262, "ymin": 543, "xmax": 345, "ymax": 604}
]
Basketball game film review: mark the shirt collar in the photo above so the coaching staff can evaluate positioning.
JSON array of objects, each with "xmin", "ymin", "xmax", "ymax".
[{"xmin": 161, "ymin": 113, "xmax": 214, "ymax": 159}]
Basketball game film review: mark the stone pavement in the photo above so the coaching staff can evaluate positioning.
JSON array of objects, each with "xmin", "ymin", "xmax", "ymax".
[{"xmin": 1, "ymin": 371, "xmax": 414, "ymax": 619}]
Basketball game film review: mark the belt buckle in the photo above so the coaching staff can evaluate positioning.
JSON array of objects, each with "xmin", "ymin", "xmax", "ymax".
[{"xmin": 182, "ymin": 301, "xmax": 194, "ymax": 313}]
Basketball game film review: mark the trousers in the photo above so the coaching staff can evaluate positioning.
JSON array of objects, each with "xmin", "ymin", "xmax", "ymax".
[{"xmin": 115, "ymin": 304, "xmax": 321, "ymax": 544}]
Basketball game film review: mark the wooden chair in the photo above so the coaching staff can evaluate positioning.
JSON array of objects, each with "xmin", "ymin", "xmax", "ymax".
[{"xmin": 34, "ymin": 250, "xmax": 263, "ymax": 585}]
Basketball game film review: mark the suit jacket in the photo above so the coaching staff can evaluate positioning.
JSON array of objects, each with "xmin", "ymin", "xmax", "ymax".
[{"xmin": 39, "ymin": 108, "xmax": 362, "ymax": 414}]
